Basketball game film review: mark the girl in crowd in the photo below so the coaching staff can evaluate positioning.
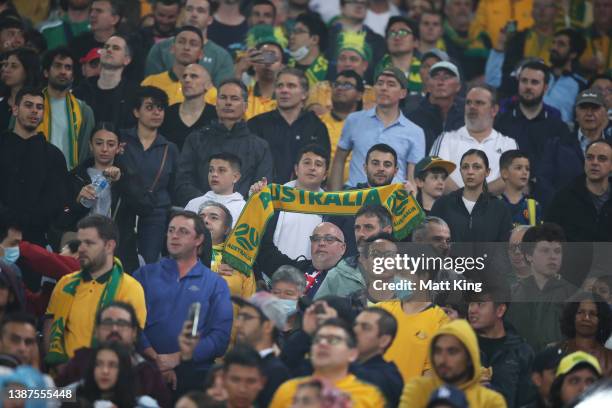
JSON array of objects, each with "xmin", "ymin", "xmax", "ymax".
[{"xmin": 0, "ymin": 47, "xmax": 40, "ymax": 129}]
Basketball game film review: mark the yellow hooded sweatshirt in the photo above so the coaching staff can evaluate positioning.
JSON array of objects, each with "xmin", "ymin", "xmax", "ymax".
[{"xmin": 399, "ymin": 319, "xmax": 507, "ymax": 408}]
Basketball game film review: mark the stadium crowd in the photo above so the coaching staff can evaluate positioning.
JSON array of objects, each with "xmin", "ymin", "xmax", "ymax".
[{"xmin": 0, "ymin": 0, "xmax": 612, "ymax": 407}]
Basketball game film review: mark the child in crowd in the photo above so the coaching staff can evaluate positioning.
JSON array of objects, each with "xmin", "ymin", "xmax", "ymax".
[
  {"xmin": 499, "ymin": 150, "xmax": 542, "ymax": 226},
  {"xmin": 185, "ymin": 152, "xmax": 246, "ymax": 227},
  {"xmin": 414, "ymin": 156, "xmax": 456, "ymax": 215}
]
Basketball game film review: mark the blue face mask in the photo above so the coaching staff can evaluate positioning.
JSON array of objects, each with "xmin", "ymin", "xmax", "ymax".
[
  {"xmin": 2, "ymin": 246, "xmax": 19, "ymax": 264},
  {"xmin": 276, "ymin": 299, "xmax": 298, "ymax": 315},
  {"xmin": 394, "ymin": 275, "xmax": 414, "ymax": 301}
]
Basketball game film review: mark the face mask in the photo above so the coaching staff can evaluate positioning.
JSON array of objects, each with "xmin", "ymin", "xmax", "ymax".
[
  {"xmin": 2, "ymin": 246, "xmax": 19, "ymax": 264},
  {"xmin": 394, "ymin": 275, "xmax": 414, "ymax": 301},
  {"xmin": 289, "ymin": 46, "xmax": 310, "ymax": 61},
  {"xmin": 277, "ymin": 299, "xmax": 298, "ymax": 315}
]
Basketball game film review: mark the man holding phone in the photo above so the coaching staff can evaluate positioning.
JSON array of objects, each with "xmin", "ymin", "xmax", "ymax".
[{"xmin": 133, "ymin": 210, "xmax": 233, "ymax": 390}]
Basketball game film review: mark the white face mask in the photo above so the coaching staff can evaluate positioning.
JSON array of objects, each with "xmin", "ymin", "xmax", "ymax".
[{"xmin": 289, "ymin": 45, "xmax": 310, "ymax": 61}]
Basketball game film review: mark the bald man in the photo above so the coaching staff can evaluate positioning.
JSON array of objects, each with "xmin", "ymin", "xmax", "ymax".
[{"xmin": 160, "ymin": 63, "xmax": 218, "ymax": 150}]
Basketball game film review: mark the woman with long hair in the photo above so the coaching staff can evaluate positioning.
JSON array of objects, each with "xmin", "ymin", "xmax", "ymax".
[{"xmin": 0, "ymin": 47, "xmax": 40, "ymax": 129}]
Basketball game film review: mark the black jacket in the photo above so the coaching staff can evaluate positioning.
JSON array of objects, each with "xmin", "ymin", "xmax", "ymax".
[
  {"xmin": 0, "ymin": 131, "xmax": 67, "ymax": 246},
  {"xmin": 406, "ymin": 96, "xmax": 465, "ymax": 153},
  {"xmin": 176, "ymin": 120, "xmax": 273, "ymax": 204},
  {"xmin": 247, "ymin": 110, "xmax": 330, "ymax": 184},
  {"xmin": 478, "ymin": 331, "xmax": 536, "ymax": 408},
  {"xmin": 353, "ymin": 355, "xmax": 403, "ymax": 408},
  {"xmin": 258, "ymin": 353, "xmax": 291, "ymax": 408}
]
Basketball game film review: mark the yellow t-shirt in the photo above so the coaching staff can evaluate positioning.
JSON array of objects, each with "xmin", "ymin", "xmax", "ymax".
[
  {"xmin": 376, "ymin": 301, "xmax": 449, "ymax": 383},
  {"xmin": 270, "ymin": 374, "xmax": 386, "ymax": 408},
  {"xmin": 320, "ymin": 111, "xmax": 351, "ymax": 184},
  {"xmin": 307, "ymin": 81, "xmax": 376, "ymax": 114},
  {"xmin": 245, "ymin": 84, "xmax": 277, "ymax": 120},
  {"xmin": 141, "ymin": 71, "xmax": 217, "ymax": 106},
  {"xmin": 46, "ymin": 271, "xmax": 147, "ymax": 358}
]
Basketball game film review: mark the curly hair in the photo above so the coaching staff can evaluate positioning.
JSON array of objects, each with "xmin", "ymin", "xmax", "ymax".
[{"xmin": 560, "ymin": 292, "xmax": 612, "ymax": 344}]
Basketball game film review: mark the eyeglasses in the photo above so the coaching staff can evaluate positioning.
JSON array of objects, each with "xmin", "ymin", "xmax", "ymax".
[
  {"xmin": 312, "ymin": 334, "xmax": 347, "ymax": 346},
  {"xmin": 332, "ymin": 81, "xmax": 356, "ymax": 90},
  {"xmin": 99, "ymin": 319, "xmax": 133, "ymax": 329},
  {"xmin": 310, "ymin": 235, "xmax": 344, "ymax": 244},
  {"xmin": 388, "ymin": 29, "xmax": 412, "ymax": 38}
]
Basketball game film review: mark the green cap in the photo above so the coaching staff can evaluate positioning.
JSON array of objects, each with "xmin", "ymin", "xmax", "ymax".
[
  {"xmin": 336, "ymin": 31, "xmax": 372, "ymax": 62},
  {"xmin": 246, "ymin": 24, "xmax": 287, "ymax": 50},
  {"xmin": 376, "ymin": 67, "xmax": 409, "ymax": 89},
  {"xmin": 415, "ymin": 156, "xmax": 456, "ymax": 177}
]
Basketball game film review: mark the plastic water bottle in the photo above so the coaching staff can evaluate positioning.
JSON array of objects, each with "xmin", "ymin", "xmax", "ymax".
[{"xmin": 80, "ymin": 174, "xmax": 109, "ymax": 208}]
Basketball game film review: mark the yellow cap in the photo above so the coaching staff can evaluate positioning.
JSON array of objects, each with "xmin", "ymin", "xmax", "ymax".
[{"xmin": 556, "ymin": 351, "xmax": 602, "ymax": 378}]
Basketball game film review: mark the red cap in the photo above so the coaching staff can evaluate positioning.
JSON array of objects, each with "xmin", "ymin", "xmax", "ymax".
[{"xmin": 80, "ymin": 48, "xmax": 101, "ymax": 64}]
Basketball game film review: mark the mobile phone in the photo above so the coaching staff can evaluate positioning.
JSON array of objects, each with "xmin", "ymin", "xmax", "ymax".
[
  {"xmin": 314, "ymin": 303, "xmax": 326, "ymax": 315},
  {"xmin": 261, "ymin": 50, "xmax": 278, "ymax": 64},
  {"xmin": 188, "ymin": 302, "xmax": 201, "ymax": 337}
]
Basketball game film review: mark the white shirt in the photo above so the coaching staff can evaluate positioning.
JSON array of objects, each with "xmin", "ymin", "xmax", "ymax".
[
  {"xmin": 430, "ymin": 126, "xmax": 518, "ymax": 187},
  {"xmin": 462, "ymin": 197, "xmax": 476, "ymax": 214},
  {"xmin": 309, "ymin": 0, "xmax": 341, "ymax": 23},
  {"xmin": 185, "ymin": 191, "xmax": 246, "ymax": 227},
  {"xmin": 364, "ymin": 3, "xmax": 401, "ymax": 37}
]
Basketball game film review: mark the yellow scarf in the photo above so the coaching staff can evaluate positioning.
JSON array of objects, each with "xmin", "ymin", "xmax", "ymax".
[
  {"xmin": 223, "ymin": 183, "xmax": 424, "ymax": 276},
  {"xmin": 38, "ymin": 89, "xmax": 83, "ymax": 169}
]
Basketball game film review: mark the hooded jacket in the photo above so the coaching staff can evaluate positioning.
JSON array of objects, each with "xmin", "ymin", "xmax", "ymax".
[
  {"xmin": 176, "ymin": 120, "xmax": 273, "ymax": 204},
  {"xmin": 314, "ymin": 255, "xmax": 365, "ymax": 300},
  {"xmin": 399, "ymin": 319, "xmax": 508, "ymax": 408}
]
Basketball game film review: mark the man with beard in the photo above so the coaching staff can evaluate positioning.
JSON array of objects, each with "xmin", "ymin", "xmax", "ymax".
[
  {"xmin": 74, "ymin": 34, "xmax": 139, "ymax": 129},
  {"xmin": 40, "ymin": 47, "xmax": 95, "ymax": 169},
  {"xmin": 495, "ymin": 60, "xmax": 582, "ymax": 208},
  {"xmin": 0, "ymin": 87, "xmax": 67, "ymax": 247},
  {"xmin": 54, "ymin": 302, "xmax": 171, "ymax": 407},
  {"xmin": 138, "ymin": 0, "xmax": 181, "ymax": 59},
  {"xmin": 431, "ymin": 85, "xmax": 517, "ymax": 194},
  {"xmin": 41, "ymin": 0, "xmax": 91, "ymax": 50},
  {"xmin": 44, "ymin": 215, "xmax": 146, "ymax": 365},
  {"xmin": 543, "ymin": 29, "xmax": 588, "ymax": 123}
]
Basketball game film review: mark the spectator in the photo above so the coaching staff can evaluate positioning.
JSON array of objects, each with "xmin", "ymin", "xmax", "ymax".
[
  {"xmin": 499, "ymin": 150, "xmax": 543, "ymax": 226},
  {"xmin": 589, "ymin": 74, "xmax": 612, "ymax": 116},
  {"xmin": 41, "ymin": 47, "xmax": 95, "ymax": 169},
  {"xmin": 271, "ymin": 318, "xmax": 386, "ymax": 407},
  {"xmin": 142, "ymin": 26, "xmax": 215, "ymax": 107},
  {"xmin": 222, "ymin": 346, "xmax": 267, "ymax": 408},
  {"xmin": 233, "ymin": 292, "xmax": 291, "ymax": 407},
  {"xmin": 208, "ymin": 0, "xmax": 248, "ymax": 56},
  {"xmin": 55, "ymin": 302, "xmax": 171, "ymax": 407},
  {"xmin": 507, "ymin": 225, "xmax": 531, "ymax": 286},
  {"xmin": 138, "ymin": 0, "xmax": 181, "ymax": 59},
  {"xmin": 430, "ymin": 149, "xmax": 513, "ymax": 243},
  {"xmin": 364, "ymin": 0, "xmax": 400, "ymax": 37},
  {"xmin": 248, "ymin": 67, "xmax": 330, "ymax": 184},
  {"xmin": 593, "ymin": 275, "xmax": 612, "ymax": 304},
  {"xmin": 287, "ymin": 13, "xmax": 328, "ymax": 87},
  {"xmin": 399, "ymin": 319, "xmax": 506, "ymax": 407},
  {"xmin": 247, "ymin": 0, "xmax": 276, "ymax": 26},
  {"xmin": 198, "ymin": 201, "xmax": 256, "ymax": 299},
  {"xmin": 573, "ymin": 89, "xmax": 611, "ymax": 156},
  {"xmin": 0, "ymin": 258, "xmax": 25, "ymax": 319},
  {"xmin": 201, "ymin": 364, "xmax": 228, "ymax": 403},
  {"xmin": 413, "ymin": 49, "xmax": 449, "ymax": 105},
  {"xmin": 579, "ymin": 0, "xmax": 612, "ymax": 77},
  {"xmin": 79, "ymin": 47, "xmax": 102, "ymax": 79},
  {"xmin": 471, "ymin": 0, "xmax": 533, "ymax": 47},
  {"xmin": 74, "ymin": 34, "xmax": 139, "ymax": 130},
  {"xmin": 352, "ymin": 307, "xmax": 404, "ymax": 407},
  {"xmin": 40, "ymin": 0, "xmax": 91, "ymax": 50},
  {"xmin": 0, "ymin": 87, "xmax": 68, "ymax": 247},
  {"xmin": 146, "ymin": 0, "xmax": 234, "ymax": 88},
  {"xmin": 556, "ymin": 293, "xmax": 612, "ymax": 377},
  {"xmin": 330, "ymin": 67, "xmax": 425, "ymax": 190},
  {"xmin": 484, "ymin": 0, "xmax": 559, "ymax": 97},
  {"xmin": 315, "ymin": 205, "xmax": 393, "ymax": 299},
  {"xmin": 442, "ymin": 0, "xmax": 492, "ymax": 83},
  {"xmin": 0, "ymin": 13, "xmax": 24, "ymax": 53},
  {"xmin": 290, "ymin": 378, "xmax": 351, "ymax": 408},
  {"xmin": 358, "ymin": 235, "xmax": 398, "ymax": 304},
  {"xmin": 271, "ymin": 265, "xmax": 307, "ymax": 300},
  {"xmin": 134, "ymin": 211, "xmax": 233, "ymax": 388},
  {"xmin": 374, "ymin": 16, "xmax": 422, "ymax": 94},
  {"xmin": 507, "ymin": 223, "xmax": 577, "ymax": 352},
  {"xmin": 319, "ymin": 70, "xmax": 365, "ymax": 184},
  {"xmin": 0, "ymin": 48, "xmax": 40, "ymax": 130},
  {"xmin": 117, "ymin": 86, "xmax": 179, "ymax": 264},
  {"xmin": 407, "ymin": 61, "xmax": 465, "ymax": 153},
  {"xmin": 185, "ymin": 153, "xmax": 246, "ymax": 227},
  {"xmin": 418, "ymin": 10, "xmax": 445, "ymax": 54},
  {"xmin": 525, "ymin": 346, "xmax": 564, "ymax": 408},
  {"xmin": 494, "ymin": 61, "xmax": 582, "ymax": 209},
  {"xmin": 0, "ymin": 313, "xmax": 37, "ymax": 366},
  {"xmin": 467, "ymin": 286, "xmax": 535, "ymax": 408},
  {"xmin": 355, "ymin": 143, "xmax": 398, "ymax": 190},
  {"xmin": 426, "ymin": 385, "xmax": 469, "ymax": 408},
  {"xmin": 44, "ymin": 215, "xmax": 147, "ymax": 365},
  {"xmin": 549, "ymin": 351, "xmax": 602, "ymax": 408},
  {"xmin": 159, "ymin": 63, "xmax": 217, "ymax": 150},
  {"xmin": 177, "ymin": 78, "xmax": 273, "ymax": 201},
  {"xmin": 414, "ymin": 156, "xmax": 456, "ymax": 214}
]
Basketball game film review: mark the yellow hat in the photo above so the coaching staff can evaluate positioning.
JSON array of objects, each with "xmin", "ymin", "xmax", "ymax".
[{"xmin": 556, "ymin": 351, "xmax": 602, "ymax": 378}]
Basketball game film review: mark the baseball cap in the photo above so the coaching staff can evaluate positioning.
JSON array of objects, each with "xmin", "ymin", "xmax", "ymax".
[
  {"xmin": 415, "ymin": 156, "xmax": 456, "ymax": 177},
  {"xmin": 421, "ymin": 48, "xmax": 449, "ymax": 63},
  {"xmin": 376, "ymin": 67, "xmax": 408, "ymax": 89},
  {"xmin": 533, "ymin": 346, "xmax": 564, "ymax": 373},
  {"xmin": 430, "ymin": 61, "xmax": 461, "ymax": 81},
  {"xmin": 426, "ymin": 385, "xmax": 468, "ymax": 408},
  {"xmin": 556, "ymin": 351, "xmax": 602, "ymax": 378},
  {"xmin": 80, "ymin": 48, "xmax": 101, "ymax": 64},
  {"xmin": 575, "ymin": 89, "xmax": 606, "ymax": 108},
  {"xmin": 232, "ymin": 292, "xmax": 290, "ymax": 330}
]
